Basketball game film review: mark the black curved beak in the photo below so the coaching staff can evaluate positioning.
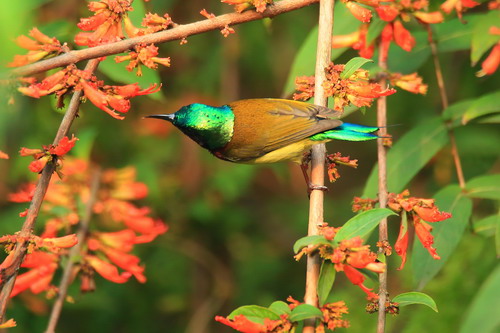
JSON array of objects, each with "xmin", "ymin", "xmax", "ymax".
[{"xmin": 144, "ymin": 114, "xmax": 175, "ymax": 121}]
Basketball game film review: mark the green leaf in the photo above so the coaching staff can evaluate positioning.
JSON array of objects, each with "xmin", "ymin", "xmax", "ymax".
[
  {"xmin": 497, "ymin": 215, "xmax": 500, "ymax": 257},
  {"xmin": 462, "ymin": 90, "xmax": 500, "ymax": 124},
  {"xmin": 318, "ymin": 262, "xmax": 336, "ymax": 306},
  {"xmin": 366, "ymin": 18, "xmax": 386, "ymax": 45},
  {"xmin": 433, "ymin": 15, "xmax": 475, "ymax": 53},
  {"xmin": 441, "ymin": 99, "xmax": 474, "ymax": 123},
  {"xmin": 282, "ymin": 4, "xmax": 360, "ymax": 95},
  {"xmin": 392, "ymin": 292, "xmax": 438, "ymax": 312},
  {"xmin": 340, "ymin": 57, "xmax": 374, "ymax": 79},
  {"xmin": 228, "ymin": 305, "xmax": 280, "ymax": 323},
  {"xmin": 466, "ymin": 174, "xmax": 500, "ymax": 200},
  {"xmin": 413, "ymin": 185, "xmax": 472, "ymax": 290},
  {"xmin": 470, "ymin": 11, "xmax": 500, "ymax": 64},
  {"xmin": 387, "ymin": 31, "xmax": 430, "ymax": 73},
  {"xmin": 460, "ymin": 265, "xmax": 500, "ymax": 333},
  {"xmin": 268, "ymin": 301, "xmax": 291, "ymax": 315},
  {"xmin": 473, "ymin": 214, "xmax": 500, "ymax": 237},
  {"xmin": 289, "ymin": 304, "xmax": 323, "ymax": 322},
  {"xmin": 335, "ymin": 208, "xmax": 396, "ymax": 242},
  {"xmin": 293, "ymin": 235, "xmax": 332, "ymax": 254},
  {"xmin": 363, "ymin": 116, "xmax": 448, "ymax": 197}
]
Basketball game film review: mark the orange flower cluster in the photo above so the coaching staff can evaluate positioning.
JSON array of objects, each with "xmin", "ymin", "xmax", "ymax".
[
  {"xmin": 387, "ymin": 190, "xmax": 452, "ymax": 269},
  {"xmin": 222, "ymin": 0, "xmax": 273, "ymax": 13},
  {"xmin": 389, "ymin": 72, "xmax": 428, "ymax": 94},
  {"xmin": 7, "ymin": 28, "xmax": 64, "ymax": 68},
  {"xmin": 353, "ymin": 190, "xmax": 452, "ymax": 270},
  {"xmin": 326, "ymin": 152, "xmax": 359, "ymax": 182},
  {"xmin": 17, "ymin": 65, "xmax": 159, "ymax": 119},
  {"xmin": 294, "ymin": 63, "xmax": 396, "ymax": 111},
  {"xmin": 75, "ymin": 0, "xmax": 134, "ymax": 47},
  {"xmin": 295, "ymin": 226, "xmax": 384, "ymax": 298},
  {"xmin": 6, "ymin": 158, "xmax": 167, "ymax": 296},
  {"xmin": 318, "ymin": 301, "xmax": 350, "ymax": 332},
  {"xmin": 333, "ymin": 0, "xmax": 444, "ymax": 60},
  {"xmin": 19, "ymin": 135, "xmax": 78, "ymax": 174}
]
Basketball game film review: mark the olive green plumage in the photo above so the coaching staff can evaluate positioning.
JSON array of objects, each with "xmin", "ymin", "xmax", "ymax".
[{"xmin": 146, "ymin": 98, "xmax": 378, "ymax": 164}]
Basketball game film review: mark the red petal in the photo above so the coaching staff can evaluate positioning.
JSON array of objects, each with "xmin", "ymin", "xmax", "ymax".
[
  {"xmin": 215, "ymin": 315, "xmax": 266, "ymax": 333},
  {"xmin": 346, "ymin": 2, "xmax": 372, "ymax": 23},
  {"xmin": 394, "ymin": 221, "xmax": 409, "ymax": 270},
  {"xmin": 413, "ymin": 205, "xmax": 452, "ymax": 222},
  {"xmin": 393, "ymin": 20, "xmax": 415, "ymax": 52},
  {"xmin": 376, "ymin": 5, "xmax": 399, "ymax": 22},
  {"xmin": 414, "ymin": 219, "xmax": 441, "ymax": 260}
]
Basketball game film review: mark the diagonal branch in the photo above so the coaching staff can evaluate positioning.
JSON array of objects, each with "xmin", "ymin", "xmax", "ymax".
[
  {"xmin": 0, "ymin": 59, "xmax": 101, "ymax": 323},
  {"xmin": 11, "ymin": 0, "xmax": 319, "ymax": 78},
  {"xmin": 45, "ymin": 167, "xmax": 101, "ymax": 333},
  {"xmin": 304, "ymin": 0, "xmax": 334, "ymax": 332}
]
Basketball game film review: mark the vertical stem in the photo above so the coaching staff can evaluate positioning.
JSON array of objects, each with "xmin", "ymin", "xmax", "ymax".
[
  {"xmin": 426, "ymin": 25, "xmax": 466, "ymax": 189},
  {"xmin": 376, "ymin": 52, "xmax": 389, "ymax": 333},
  {"xmin": 0, "ymin": 59, "xmax": 100, "ymax": 322},
  {"xmin": 45, "ymin": 167, "xmax": 101, "ymax": 333},
  {"xmin": 304, "ymin": 0, "xmax": 334, "ymax": 332}
]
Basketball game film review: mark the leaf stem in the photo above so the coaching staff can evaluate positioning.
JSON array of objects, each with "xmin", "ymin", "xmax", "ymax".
[
  {"xmin": 304, "ymin": 0, "xmax": 334, "ymax": 332},
  {"xmin": 0, "ymin": 59, "xmax": 100, "ymax": 323},
  {"xmin": 426, "ymin": 24, "xmax": 466, "ymax": 189}
]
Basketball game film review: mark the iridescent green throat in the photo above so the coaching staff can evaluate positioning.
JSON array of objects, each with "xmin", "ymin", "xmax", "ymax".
[{"xmin": 172, "ymin": 103, "xmax": 234, "ymax": 151}]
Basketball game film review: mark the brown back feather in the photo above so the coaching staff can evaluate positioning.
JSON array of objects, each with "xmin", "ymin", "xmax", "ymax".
[{"xmin": 218, "ymin": 99, "xmax": 343, "ymax": 161}]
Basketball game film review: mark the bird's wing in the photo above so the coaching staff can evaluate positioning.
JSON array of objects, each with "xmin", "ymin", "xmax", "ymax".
[{"xmin": 222, "ymin": 99, "xmax": 342, "ymax": 161}]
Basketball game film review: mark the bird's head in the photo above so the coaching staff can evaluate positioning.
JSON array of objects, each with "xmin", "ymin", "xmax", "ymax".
[{"xmin": 146, "ymin": 103, "xmax": 235, "ymax": 151}]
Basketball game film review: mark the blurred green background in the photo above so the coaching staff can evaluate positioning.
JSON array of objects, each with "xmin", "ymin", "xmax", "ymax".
[{"xmin": 0, "ymin": 0, "xmax": 499, "ymax": 332}]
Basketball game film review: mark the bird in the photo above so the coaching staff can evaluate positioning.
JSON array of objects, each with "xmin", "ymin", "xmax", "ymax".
[{"xmin": 146, "ymin": 98, "xmax": 378, "ymax": 188}]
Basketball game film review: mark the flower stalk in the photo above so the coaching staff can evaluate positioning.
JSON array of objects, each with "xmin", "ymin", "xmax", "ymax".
[
  {"xmin": 304, "ymin": 0, "xmax": 334, "ymax": 332},
  {"xmin": 426, "ymin": 24, "xmax": 466, "ymax": 189}
]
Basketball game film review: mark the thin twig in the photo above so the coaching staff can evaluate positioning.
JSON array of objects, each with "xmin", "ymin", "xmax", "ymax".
[
  {"xmin": 45, "ymin": 167, "xmax": 101, "ymax": 333},
  {"xmin": 426, "ymin": 24, "xmax": 466, "ymax": 189},
  {"xmin": 304, "ymin": 0, "xmax": 334, "ymax": 332},
  {"xmin": 376, "ymin": 50, "xmax": 389, "ymax": 333},
  {"xmin": 0, "ymin": 59, "xmax": 100, "ymax": 323},
  {"xmin": 11, "ymin": 0, "xmax": 319, "ymax": 78}
]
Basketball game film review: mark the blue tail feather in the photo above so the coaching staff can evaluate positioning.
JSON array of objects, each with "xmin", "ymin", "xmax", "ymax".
[{"xmin": 310, "ymin": 123, "xmax": 379, "ymax": 142}]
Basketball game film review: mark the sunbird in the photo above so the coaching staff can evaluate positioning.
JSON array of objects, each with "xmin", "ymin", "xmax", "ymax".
[{"xmin": 146, "ymin": 98, "xmax": 378, "ymax": 187}]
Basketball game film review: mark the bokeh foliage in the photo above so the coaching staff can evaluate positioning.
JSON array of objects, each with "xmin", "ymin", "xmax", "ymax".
[{"xmin": 0, "ymin": 0, "xmax": 499, "ymax": 332}]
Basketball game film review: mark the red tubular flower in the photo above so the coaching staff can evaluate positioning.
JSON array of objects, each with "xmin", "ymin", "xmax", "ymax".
[
  {"xmin": 11, "ymin": 252, "xmax": 59, "ymax": 297},
  {"xmin": 29, "ymin": 156, "xmax": 49, "ymax": 173},
  {"xmin": 376, "ymin": 5, "xmax": 400, "ymax": 22},
  {"xmin": 86, "ymin": 255, "xmax": 132, "ymax": 283},
  {"xmin": 215, "ymin": 314, "xmax": 267, "ymax": 333},
  {"xmin": 49, "ymin": 135, "xmax": 79, "ymax": 156},
  {"xmin": 393, "ymin": 20, "xmax": 415, "ymax": 52},
  {"xmin": 0, "ymin": 319, "xmax": 16, "ymax": 329},
  {"xmin": 394, "ymin": 221, "xmax": 409, "ymax": 270},
  {"xmin": 332, "ymin": 30, "xmax": 361, "ymax": 48},
  {"xmin": 413, "ymin": 205, "xmax": 452, "ymax": 222},
  {"xmin": 101, "ymin": 247, "xmax": 146, "ymax": 283},
  {"xmin": 414, "ymin": 217, "xmax": 440, "ymax": 259},
  {"xmin": 413, "ymin": 11, "xmax": 444, "ymax": 24},
  {"xmin": 8, "ymin": 183, "xmax": 36, "ymax": 202},
  {"xmin": 390, "ymin": 72, "xmax": 428, "ymax": 94},
  {"xmin": 345, "ymin": 2, "xmax": 372, "ymax": 23},
  {"xmin": 477, "ymin": 42, "xmax": 500, "ymax": 77},
  {"xmin": 343, "ymin": 265, "xmax": 378, "ymax": 298},
  {"xmin": 8, "ymin": 28, "xmax": 62, "ymax": 67},
  {"xmin": 0, "ymin": 151, "xmax": 8, "ymax": 159}
]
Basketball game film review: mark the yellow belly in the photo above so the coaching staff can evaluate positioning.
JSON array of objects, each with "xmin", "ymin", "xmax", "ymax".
[{"xmin": 246, "ymin": 139, "xmax": 323, "ymax": 164}]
